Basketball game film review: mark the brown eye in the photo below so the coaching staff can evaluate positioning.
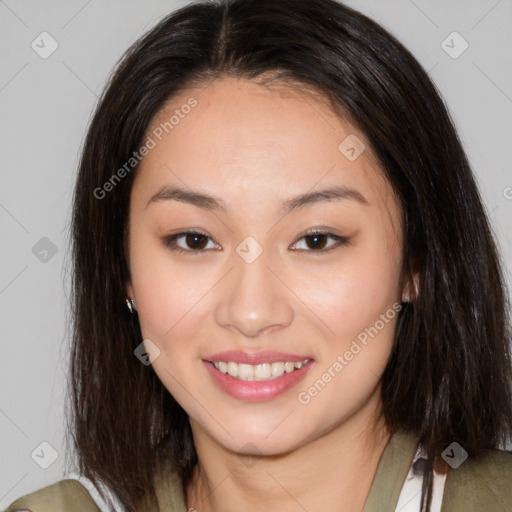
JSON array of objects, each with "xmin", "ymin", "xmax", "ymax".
[
  {"xmin": 163, "ymin": 231, "xmax": 219, "ymax": 253},
  {"xmin": 304, "ymin": 233, "xmax": 329, "ymax": 250},
  {"xmin": 184, "ymin": 233, "xmax": 209, "ymax": 250},
  {"xmin": 291, "ymin": 231, "xmax": 349, "ymax": 253}
]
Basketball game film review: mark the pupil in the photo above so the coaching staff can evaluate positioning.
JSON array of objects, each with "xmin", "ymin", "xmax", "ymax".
[
  {"xmin": 308, "ymin": 234, "xmax": 326, "ymax": 250},
  {"xmin": 187, "ymin": 234, "xmax": 207, "ymax": 249}
]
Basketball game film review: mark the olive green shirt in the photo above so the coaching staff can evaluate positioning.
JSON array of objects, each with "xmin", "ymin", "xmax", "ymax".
[{"xmin": 4, "ymin": 430, "xmax": 512, "ymax": 511}]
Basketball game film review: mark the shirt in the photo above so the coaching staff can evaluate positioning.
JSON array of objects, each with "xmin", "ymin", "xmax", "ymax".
[
  {"xmin": 68, "ymin": 436, "xmax": 446, "ymax": 512},
  {"xmin": 5, "ymin": 429, "xmax": 512, "ymax": 511}
]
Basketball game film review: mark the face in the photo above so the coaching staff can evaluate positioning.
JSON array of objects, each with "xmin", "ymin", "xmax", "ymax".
[{"xmin": 126, "ymin": 77, "xmax": 405, "ymax": 457}]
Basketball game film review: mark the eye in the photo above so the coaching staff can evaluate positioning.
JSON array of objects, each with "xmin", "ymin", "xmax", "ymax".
[
  {"xmin": 290, "ymin": 230, "xmax": 349, "ymax": 253},
  {"xmin": 163, "ymin": 230, "xmax": 220, "ymax": 253},
  {"xmin": 163, "ymin": 229, "xmax": 349, "ymax": 255}
]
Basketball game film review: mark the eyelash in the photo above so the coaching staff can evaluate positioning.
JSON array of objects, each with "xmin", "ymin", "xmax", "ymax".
[{"xmin": 162, "ymin": 229, "xmax": 349, "ymax": 255}]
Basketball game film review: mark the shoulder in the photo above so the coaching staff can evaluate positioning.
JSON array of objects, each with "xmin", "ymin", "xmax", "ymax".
[
  {"xmin": 3, "ymin": 479, "xmax": 100, "ymax": 512},
  {"xmin": 442, "ymin": 448, "xmax": 512, "ymax": 511}
]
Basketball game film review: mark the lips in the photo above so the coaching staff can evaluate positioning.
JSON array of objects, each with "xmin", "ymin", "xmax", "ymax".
[{"xmin": 202, "ymin": 350, "xmax": 315, "ymax": 401}]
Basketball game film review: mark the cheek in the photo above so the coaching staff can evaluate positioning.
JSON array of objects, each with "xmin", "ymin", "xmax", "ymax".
[
  {"xmin": 295, "ymin": 231, "xmax": 402, "ymax": 411},
  {"xmin": 295, "ymin": 242, "xmax": 401, "ymax": 344},
  {"xmin": 129, "ymin": 231, "xmax": 206, "ymax": 343},
  {"xmin": 136, "ymin": 274, "xmax": 191, "ymax": 336},
  {"xmin": 133, "ymin": 257, "xmax": 208, "ymax": 401}
]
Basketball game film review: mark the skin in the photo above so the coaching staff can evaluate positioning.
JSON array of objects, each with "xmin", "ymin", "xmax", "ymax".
[{"xmin": 126, "ymin": 76, "xmax": 410, "ymax": 511}]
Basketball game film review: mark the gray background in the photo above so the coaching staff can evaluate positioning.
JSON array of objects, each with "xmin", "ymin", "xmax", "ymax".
[{"xmin": 1, "ymin": 0, "xmax": 511, "ymax": 507}]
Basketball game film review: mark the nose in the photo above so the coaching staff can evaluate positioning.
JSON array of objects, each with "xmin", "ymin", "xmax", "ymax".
[{"xmin": 214, "ymin": 251, "xmax": 294, "ymax": 339}]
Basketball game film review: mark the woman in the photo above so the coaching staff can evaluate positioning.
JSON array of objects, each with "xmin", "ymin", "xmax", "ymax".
[{"xmin": 5, "ymin": 0, "xmax": 512, "ymax": 511}]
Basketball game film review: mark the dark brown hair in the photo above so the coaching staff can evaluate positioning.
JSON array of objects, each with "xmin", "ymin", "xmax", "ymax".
[{"xmin": 65, "ymin": 0, "xmax": 512, "ymax": 510}]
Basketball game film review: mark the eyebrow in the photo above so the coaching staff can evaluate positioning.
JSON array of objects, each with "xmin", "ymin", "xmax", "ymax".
[{"xmin": 145, "ymin": 184, "xmax": 369, "ymax": 213}]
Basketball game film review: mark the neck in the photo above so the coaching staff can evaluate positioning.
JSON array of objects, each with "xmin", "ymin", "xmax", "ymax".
[{"xmin": 185, "ymin": 394, "xmax": 391, "ymax": 512}]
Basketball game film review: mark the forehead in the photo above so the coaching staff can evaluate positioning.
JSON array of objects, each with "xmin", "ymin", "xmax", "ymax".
[{"xmin": 133, "ymin": 76, "xmax": 399, "ymax": 220}]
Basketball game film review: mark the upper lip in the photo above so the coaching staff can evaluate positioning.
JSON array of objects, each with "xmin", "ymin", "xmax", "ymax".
[{"xmin": 204, "ymin": 350, "xmax": 313, "ymax": 365}]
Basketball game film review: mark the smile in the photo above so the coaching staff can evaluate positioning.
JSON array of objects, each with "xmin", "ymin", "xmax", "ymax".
[
  {"xmin": 211, "ymin": 359, "xmax": 312, "ymax": 381},
  {"xmin": 203, "ymin": 358, "xmax": 314, "ymax": 401}
]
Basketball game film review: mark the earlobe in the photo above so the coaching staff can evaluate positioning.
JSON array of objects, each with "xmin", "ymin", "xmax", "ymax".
[
  {"xmin": 125, "ymin": 281, "xmax": 137, "ymax": 312},
  {"xmin": 402, "ymin": 273, "xmax": 420, "ymax": 302}
]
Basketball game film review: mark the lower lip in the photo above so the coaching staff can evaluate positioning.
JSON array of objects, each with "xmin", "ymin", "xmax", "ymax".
[{"xmin": 203, "ymin": 360, "xmax": 314, "ymax": 402}]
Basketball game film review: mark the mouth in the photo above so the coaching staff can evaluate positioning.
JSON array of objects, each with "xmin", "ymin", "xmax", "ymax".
[
  {"xmin": 203, "ymin": 356, "xmax": 315, "ymax": 402},
  {"xmin": 209, "ymin": 359, "xmax": 312, "ymax": 381}
]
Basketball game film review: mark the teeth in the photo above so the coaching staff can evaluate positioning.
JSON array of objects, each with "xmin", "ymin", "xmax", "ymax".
[
  {"xmin": 227, "ymin": 361, "xmax": 238, "ymax": 377},
  {"xmin": 238, "ymin": 363, "xmax": 253, "ymax": 381},
  {"xmin": 284, "ymin": 362, "xmax": 295, "ymax": 373},
  {"xmin": 254, "ymin": 363, "xmax": 272, "ymax": 381},
  {"xmin": 212, "ymin": 359, "xmax": 311, "ymax": 381},
  {"xmin": 271, "ymin": 362, "xmax": 285, "ymax": 377}
]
